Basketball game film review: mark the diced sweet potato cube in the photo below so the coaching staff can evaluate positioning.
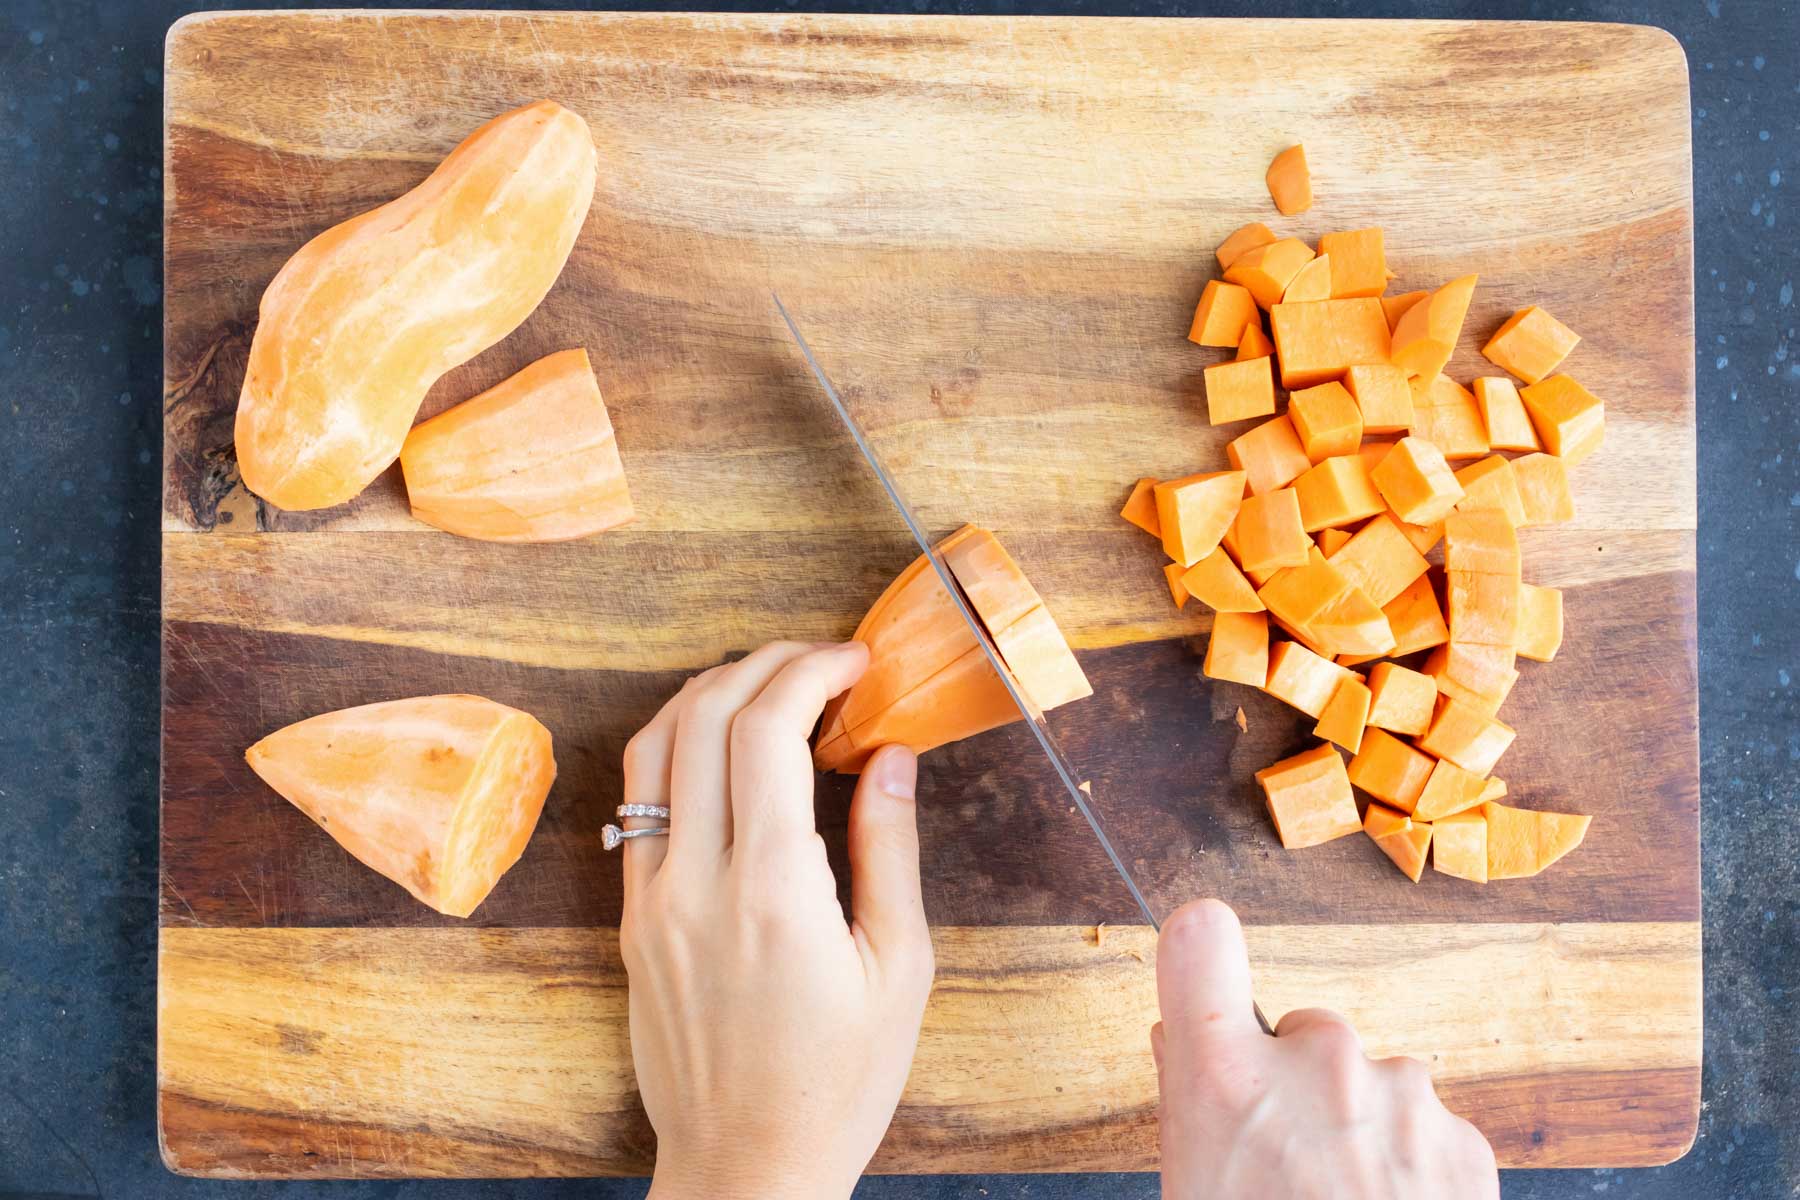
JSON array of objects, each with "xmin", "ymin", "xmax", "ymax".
[
  {"xmin": 1204, "ymin": 610, "xmax": 1270, "ymax": 686},
  {"xmin": 1283, "ymin": 254, "xmax": 1333, "ymax": 304},
  {"xmin": 1479, "ymin": 777, "xmax": 1508, "ymax": 803},
  {"xmin": 1182, "ymin": 548, "xmax": 1265, "ymax": 613},
  {"xmin": 1232, "ymin": 488, "xmax": 1312, "ymax": 574},
  {"xmin": 1448, "ymin": 569, "xmax": 1521, "ymax": 647},
  {"xmin": 1394, "ymin": 517, "xmax": 1445, "ymax": 556},
  {"xmin": 1380, "ymin": 290, "xmax": 1426, "ymax": 332},
  {"xmin": 1314, "ymin": 677, "xmax": 1371, "ymax": 753},
  {"xmin": 1216, "ymin": 221, "xmax": 1277, "ymax": 272},
  {"xmin": 1481, "ymin": 306, "xmax": 1581, "ymax": 385},
  {"xmin": 1256, "ymin": 743, "xmax": 1361, "ymax": 850},
  {"xmin": 1381, "ymin": 573, "xmax": 1450, "ymax": 658},
  {"xmin": 1119, "ymin": 476, "xmax": 1161, "ymax": 537},
  {"xmin": 1412, "ymin": 757, "xmax": 1487, "ymax": 821},
  {"xmin": 1222, "ymin": 520, "xmax": 1276, "ymax": 587},
  {"xmin": 1432, "ymin": 810, "xmax": 1489, "ymax": 883},
  {"xmin": 1271, "ymin": 613, "xmax": 1335, "ymax": 659},
  {"xmin": 1512, "ymin": 453, "xmax": 1576, "ymax": 525},
  {"xmin": 1363, "ymin": 803, "xmax": 1432, "ymax": 882},
  {"xmin": 1294, "ymin": 455, "xmax": 1386, "ymax": 532},
  {"xmin": 1190, "ymin": 280, "xmax": 1259, "ymax": 348},
  {"xmin": 1225, "ymin": 238, "xmax": 1317, "ymax": 309},
  {"xmin": 1343, "ymin": 363, "xmax": 1414, "ymax": 434},
  {"xmin": 1155, "ymin": 471, "xmax": 1247, "ymax": 567},
  {"xmin": 1409, "ymin": 374, "xmax": 1489, "ymax": 459},
  {"xmin": 1259, "ymin": 554, "xmax": 1353, "ymax": 631},
  {"xmin": 1371, "ymin": 436, "xmax": 1465, "ymax": 525},
  {"xmin": 1483, "ymin": 800, "xmax": 1592, "ymax": 877},
  {"xmin": 1453, "ymin": 455, "xmax": 1527, "ymax": 527},
  {"xmin": 1365, "ymin": 662, "xmax": 1437, "ymax": 736},
  {"xmin": 1264, "ymin": 639, "xmax": 1356, "ymax": 718},
  {"xmin": 1520, "ymin": 375, "xmax": 1605, "ymax": 465},
  {"xmin": 1227, "ymin": 415, "xmax": 1312, "ymax": 496},
  {"xmin": 1423, "ymin": 642, "xmax": 1519, "ymax": 715},
  {"xmin": 1391, "ymin": 274, "xmax": 1477, "ymax": 381},
  {"xmin": 1316, "ymin": 528, "xmax": 1354, "ymax": 556},
  {"xmin": 1357, "ymin": 440, "xmax": 1396, "ymax": 473},
  {"xmin": 1309, "ymin": 586, "xmax": 1396, "ymax": 658},
  {"xmin": 1444, "ymin": 509, "xmax": 1521, "ymax": 576},
  {"xmin": 1473, "ymin": 377, "xmax": 1541, "ymax": 452},
  {"xmin": 1238, "ymin": 320, "xmax": 1275, "ymax": 361},
  {"xmin": 1315, "ymin": 228, "xmax": 1389, "ymax": 299},
  {"xmin": 1163, "ymin": 561, "xmax": 1189, "ymax": 609},
  {"xmin": 1265, "ymin": 145, "xmax": 1313, "ymax": 217},
  {"xmin": 1516, "ymin": 582, "xmax": 1564, "ymax": 662},
  {"xmin": 1204, "ymin": 356, "xmax": 1277, "ymax": 426},
  {"xmin": 1288, "ymin": 381, "xmax": 1364, "ymax": 462},
  {"xmin": 1269, "ymin": 298, "xmax": 1392, "ymax": 389},
  {"xmin": 1326, "ymin": 513, "xmax": 1430, "ymax": 607},
  {"xmin": 1346, "ymin": 727, "xmax": 1436, "ymax": 813},
  {"xmin": 1419, "ymin": 698, "xmax": 1517, "ymax": 776}
]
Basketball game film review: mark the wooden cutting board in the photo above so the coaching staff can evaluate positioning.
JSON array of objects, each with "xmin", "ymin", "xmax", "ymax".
[{"xmin": 158, "ymin": 11, "xmax": 1699, "ymax": 1177}]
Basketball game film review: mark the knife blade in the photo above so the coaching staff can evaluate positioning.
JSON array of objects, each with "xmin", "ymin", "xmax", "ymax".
[{"xmin": 774, "ymin": 294, "xmax": 1272, "ymax": 1034}]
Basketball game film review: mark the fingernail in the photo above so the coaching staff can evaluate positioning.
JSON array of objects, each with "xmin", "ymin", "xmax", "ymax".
[{"xmin": 868, "ymin": 745, "xmax": 917, "ymax": 801}]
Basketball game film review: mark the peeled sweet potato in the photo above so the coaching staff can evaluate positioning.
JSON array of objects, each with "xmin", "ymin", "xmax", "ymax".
[
  {"xmin": 400, "ymin": 349, "xmax": 634, "ymax": 542},
  {"xmin": 236, "ymin": 101, "xmax": 598, "ymax": 510},
  {"xmin": 245, "ymin": 695, "xmax": 556, "ymax": 917},
  {"xmin": 814, "ymin": 526, "xmax": 1091, "ymax": 773}
]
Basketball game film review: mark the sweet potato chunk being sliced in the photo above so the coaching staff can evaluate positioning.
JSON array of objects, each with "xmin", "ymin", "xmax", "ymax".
[
  {"xmin": 1156, "ymin": 471, "xmax": 1248, "ymax": 566},
  {"xmin": 1482, "ymin": 306, "xmax": 1581, "ymax": 385},
  {"xmin": 1119, "ymin": 477, "xmax": 1162, "ymax": 537},
  {"xmin": 1216, "ymin": 221, "xmax": 1278, "ymax": 272},
  {"xmin": 245, "ymin": 694, "xmax": 556, "ymax": 918},
  {"xmin": 1363, "ymin": 803, "xmax": 1432, "ymax": 882},
  {"xmin": 816, "ymin": 526, "xmax": 1090, "ymax": 772},
  {"xmin": 1390, "ymin": 274, "xmax": 1477, "ymax": 381},
  {"xmin": 1266, "ymin": 144, "xmax": 1313, "ymax": 216},
  {"xmin": 1432, "ymin": 810, "xmax": 1489, "ymax": 883},
  {"xmin": 400, "ymin": 349, "xmax": 634, "ymax": 543},
  {"xmin": 1257, "ymin": 744, "xmax": 1361, "ymax": 850},
  {"xmin": 1346, "ymin": 727, "xmax": 1436, "ymax": 813},
  {"xmin": 1484, "ymin": 800, "xmax": 1592, "ymax": 878},
  {"xmin": 1205, "ymin": 610, "xmax": 1271, "ymax": 686}
]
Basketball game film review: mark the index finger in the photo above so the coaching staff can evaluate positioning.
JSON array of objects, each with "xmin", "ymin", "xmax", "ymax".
[
  {"xmin": 727, "ymin": 641, "xmax": 870, "ymax": 854},
  {"xmin": 1156, "ymin": 899, "xmax": 1263, "ymax": 1044}
]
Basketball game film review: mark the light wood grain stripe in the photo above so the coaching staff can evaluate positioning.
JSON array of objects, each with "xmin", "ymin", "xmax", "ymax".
[
  {"xmin": 162, "ymin": 529, "xmax": 1692, "ymax": 674},
  {"xmin": 158, "ymin": 921, "xmax": 1700, "ymax": 1177}
]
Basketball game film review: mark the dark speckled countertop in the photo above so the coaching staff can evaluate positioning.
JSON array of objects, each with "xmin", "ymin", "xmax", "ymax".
[{"xmin": 1, "ymin": 2, "xmax": 1793, "ymax": 1197}]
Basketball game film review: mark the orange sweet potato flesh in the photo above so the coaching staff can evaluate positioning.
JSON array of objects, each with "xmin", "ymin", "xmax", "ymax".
[
  {"xmin": 1266, "ymin": 145, "xmax": 1313, "ymax": 216},
  {"xmin": 1316, "ymin": 229, "xmax": 1389, "ymax": 299},
  {"xmin": 1216, "ymin": 222, "xmax": 1277, "ymax": 272},
  {"xmin": 1483, "ymin": 800, "xmax": 1592, "ymax": 878},
  {"xmin": 1256, "ymin": 743, "xmax": 1361, "ymax": 849},
  {"xmin": 1364, "ymin": 661, "xmax": 1436, "ymax": 736},
  {"xmin": 1228, "ymin": 416, "xmax": 1311, "ymax": 497},
  {"xmin": 1363, "ymin": 803, "xmax": 1432, "ymax": 882},
  {"xmin": 1119, "ymin": 477, "xmax": 1162, "ymax": 537},
  {"xmin": 1226, "ymin": 238, "xmax": 1318, "ymax": 309},
  {"xmin": 245, "ymin": 694, "xmax": 556, "ymax": 917},
  {"xmin": 1205, "ymin": 611, "xmax": 1270, "ymax": 686},
  {"xmin": 1346, "ymin": 727, "xmax": 1435, "ymax": 813},
  {"xmin": 1412, "ymin": 758, "xmax": 1486, "ymax": 822},
  {"xmin": 1157, "ymin": 471, "xmax": 1248, "ymax": 565},
  {"xmin": 1182, "ymin": 548, "xmax": 1265, "ymax": 613},
  {"xmin": 1390, "ymin": 274, "xmax": 1477, "ymax": 381},
  {"xmin": 1268, "ymin": 298, "xmax": 1392, "ymax": 389},
  {"xmin": 1164, "ymin": 561, "xmax": 1190, "ymax": 609},
  {"xmin": 1482, "ymin": 306, "xmax": 1580, "ymax": 385},
  {"xmin": 815, "ymin": 526, "xmax": 1091, "ymax": 772},
  {"xmin": 1238, "ymin": 321, "xmax": 1276, "ymax": 361},
  {"xmin": 1190, "ymin": 281, "xmax": 1259, "ymax": 347},
  {"xmin": 1314, "ymin": 677, "xmax": 1370, "ymax": 753},
  {"xmin": 1381, "ymin": 290, "xmax": 1426, "ymax": 332},
  {"xmin": 236, "ymin": 101, "xmax": 597, "ymax": 511},
  {"xmin": 1264, "ymin": 639, "xmax": 1354, "ymax": 718},
  {"xmin": 400, "ymin": 349, "xmax": 634, "ymax": 543},
  {"xmin": 1282, "ymin": 254, "xmax": 1333, "ymax": 304},
  {"xmin": 1432, "ymin": 811, "xmax": 1489, "ymax": 883}
]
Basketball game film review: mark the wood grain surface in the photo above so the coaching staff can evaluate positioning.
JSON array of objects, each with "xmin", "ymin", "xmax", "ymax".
[{"xmin": 159, "ymin": 10, "xmax": 1699, "ymax": 1176}]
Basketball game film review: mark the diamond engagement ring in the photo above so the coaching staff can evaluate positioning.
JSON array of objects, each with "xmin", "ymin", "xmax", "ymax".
[
  {"xmin": 602, "ymin": 824, "xmax": 669, "ymax": 850},
  {"xmin": 615, "ymin": 804, "xmax": 672, "ymax": 821}
]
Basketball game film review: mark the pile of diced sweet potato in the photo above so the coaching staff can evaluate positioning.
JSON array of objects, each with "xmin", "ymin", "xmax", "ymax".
[{"xmin": 1120, "ymin": 147, "xmax": 1596, "ymax": 883}]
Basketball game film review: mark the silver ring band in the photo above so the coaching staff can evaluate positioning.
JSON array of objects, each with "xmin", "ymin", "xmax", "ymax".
[
  {"xmin": 602, "ymin": 823, "xmax": 669, "ymax": 851},
  {"xmin": 616, "ymin": 804, "xmax": 672, "ymax": 821}
]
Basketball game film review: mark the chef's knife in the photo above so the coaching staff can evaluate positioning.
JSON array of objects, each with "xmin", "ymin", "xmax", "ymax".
[{"xmin": 775, "ymin": 294, "xmax": 1274, "ymax": 1032}]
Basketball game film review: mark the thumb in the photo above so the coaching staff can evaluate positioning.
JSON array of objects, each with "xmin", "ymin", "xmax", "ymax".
[
  {"xmin": 1156, "ymin": 899, "xmax": 1261, "ymax": 1045},
  {"xmin": 848, "ymin": 744, "xmax": 930, "ymax": 973}
]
